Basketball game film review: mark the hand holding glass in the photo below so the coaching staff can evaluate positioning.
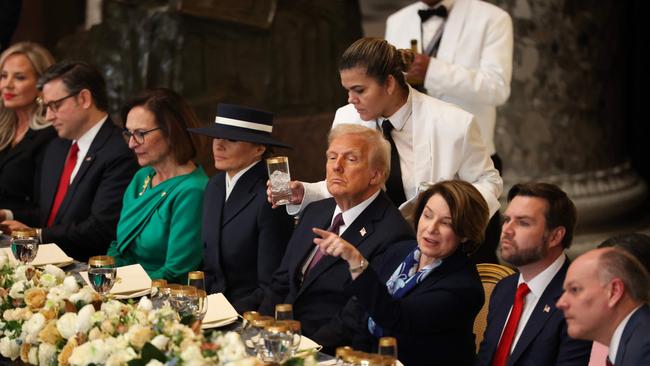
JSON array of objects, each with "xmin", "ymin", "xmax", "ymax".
[{"xmin": 267, "ymin": 156, "xmax": 292, "ymax": 205}]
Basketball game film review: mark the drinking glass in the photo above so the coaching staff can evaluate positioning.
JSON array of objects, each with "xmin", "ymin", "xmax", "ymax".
[
  {"xmin": 335, "ymin": 346, "xmax": 353, "ymax": 365},
  {"xmin": 87, "ymin": 256, "xmax": 117, "ymax": 298},
  {"xmin": 188, "ymin": 288, "xmax": 207, "ymax": 321},
  {"xmin": 10, "ymin": 228, "xmax": 39, "ymax": 264},
  {"xmin": 278, "ymin": 320, "xmax": 301, "ymax": 356},
  {"xmin": 266, "ymin": 156, "xmax": 292, "ymax": 205},
  {"xmin": 187, "ymin": 271, "xmax": 205, "ymax": 291},
  {"xmin": 377, "ymin": 337, "xmax": 398, "ymax": 366},
  {"xmin": 248, "ymin": 316, "xmax": 274, "ymax": 356},
  {"xmin": 150, "ymin": 279, "xmax": 167, "ymax": 308},
  {"xmin": 275, "ymin": 303, "xmax": 293, "ymax": 320},
  {"xmin": 171, "ymin": 285, "xmax": 195, "ymax": 317},
  {"xmin": 241, "ymin": 311, "xmax": 261, "ymax": 356},
  {"xmin": 259, "ymin": 323, "xmax": 292, "ymax": 363}
]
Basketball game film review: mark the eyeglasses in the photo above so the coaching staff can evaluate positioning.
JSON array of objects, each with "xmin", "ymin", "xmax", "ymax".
[
  {"xmin": 39, "ymin": 91, "xmax": 80, "ymax": 113},
  {"xmin": 122, "ymin": 127, "xmax": 162, "ymax": 144}
]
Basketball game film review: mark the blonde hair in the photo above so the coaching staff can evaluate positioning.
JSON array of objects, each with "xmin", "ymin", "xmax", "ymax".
[
  {"xmin": 328, "ymin": 124, "xmax": 391, "ymax": 185},
  {"xmin": 0, "ymin": 42, "xmax": 55, "ymax": 150}
]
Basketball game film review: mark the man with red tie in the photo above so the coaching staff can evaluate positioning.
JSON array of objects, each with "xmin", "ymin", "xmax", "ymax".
[
  {"xmin": 0, "ymin": 61, "xmax": 137, "ymax": 261},
  {"xmin": 475, "ymin": 182, "xmax": 592, "ymax": 366},
  {"xmin": 557, "ymin": 247, "xmax": 650, "ymax": 366}
]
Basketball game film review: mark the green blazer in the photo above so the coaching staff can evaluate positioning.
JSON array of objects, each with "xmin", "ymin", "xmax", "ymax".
[{"xmin": 107, "ymin": 165, "xmax": 208, "ymax": 283}]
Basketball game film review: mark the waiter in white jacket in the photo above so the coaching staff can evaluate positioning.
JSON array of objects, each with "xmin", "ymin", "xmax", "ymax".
[
  {"xmin": 276, "ymin": 38, "xmax": 502, "ymax": 253},
  {"xmin": 385, "ymin": 0, "xmax": 513, "ymax": 262}
]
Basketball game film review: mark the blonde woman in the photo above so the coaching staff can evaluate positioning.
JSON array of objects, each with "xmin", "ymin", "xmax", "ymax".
[{"xmin": 0, "ymin": 42, "xmax": 55, "ymax": 217}]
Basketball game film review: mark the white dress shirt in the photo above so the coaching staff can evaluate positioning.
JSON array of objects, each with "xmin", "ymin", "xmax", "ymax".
[
  {"xmin": 224, "ymin": 160, "xmax": 260, "ymax": 201},
  {"xmin": 608, "ymin": 305, "xmax": 643, "ymax": 363},
  {"xmin": 70, "ymin": 116, "xmax": 107, "ymax": 183},
  {"xmin": 500, "ymin": 254, "xmax": 567, "ymax": 353}
]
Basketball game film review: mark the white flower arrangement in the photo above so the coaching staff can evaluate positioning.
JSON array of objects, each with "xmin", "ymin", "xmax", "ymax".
[{"xmin": 0, "ymin": 253, "xmax": 314, "ymax": 366}]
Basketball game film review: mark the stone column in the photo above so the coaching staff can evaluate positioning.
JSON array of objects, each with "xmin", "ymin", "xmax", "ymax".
[{"xmin": 495, "ymin": 0, "xmax": 646, "ymax": 225}]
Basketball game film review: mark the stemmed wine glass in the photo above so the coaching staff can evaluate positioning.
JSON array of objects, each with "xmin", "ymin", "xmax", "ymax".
[
  {"xmin": 87, "ymin": 255, "xmax": 117, "ymax": 299},
  {"xmin": 10, "ymin": 228, "xmax": 39, "ymax": 264},
  {"xmin": 187, "ymin": 271, "xmax": 205, "ymax": 291},
  {"xmin": 275, "ymin": 303, "xmax": 293, "ymax": 320},
  {"xmin": 378, "ymin": 337, "xmax": 398, "ymax": 366}
]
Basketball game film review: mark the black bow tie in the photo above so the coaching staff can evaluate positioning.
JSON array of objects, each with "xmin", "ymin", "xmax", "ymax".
[{"xmin": 418, "ymin": 6, "xmax": 448, "ymax": 23}]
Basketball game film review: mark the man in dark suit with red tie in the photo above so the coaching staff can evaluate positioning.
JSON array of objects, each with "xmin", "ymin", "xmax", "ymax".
[
  {"xmin": 255, "ymin": 124, "xmax": 415, "ymax": 340},
  {"xmin": 557, "ymin": 247, "xmax": 650, "ymax": 366},
  {"xmin": 1, "ymin": 61, "xmax": 137, "ymax": 261},
  {"xmin": 475, "ymin": 183, "xmax": 591, "ymax": 366}
]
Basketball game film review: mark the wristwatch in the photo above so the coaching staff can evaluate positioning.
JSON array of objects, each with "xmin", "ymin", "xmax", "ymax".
[{"xmin": 349, "ymin": 258, "xmax": 368, "ymax": 274}]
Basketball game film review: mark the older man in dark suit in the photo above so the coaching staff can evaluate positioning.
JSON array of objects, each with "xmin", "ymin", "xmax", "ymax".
[
  {"xmin": 1, "ymin": 61, "xmax": 137, "ymax": 261},
  {"xmin": 256, "ymin": 124, "xmax": 415, "ymax": 339},
  {"xmin": 475, "ymin": 183, "xmax": 592, "ymax": 366},
  {"xmin": 557, "ymin": 247, "xmax": 650, "ymax": 366}
]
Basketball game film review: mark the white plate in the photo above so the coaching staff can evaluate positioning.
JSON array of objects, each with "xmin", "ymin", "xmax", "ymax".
[
  {"xmin": 114, "ymin": 288, "xmax": 151, "ymax": 299},
  {"xmin": 1, "ymin": 244, "xmax": 74, "ymax": 267}
]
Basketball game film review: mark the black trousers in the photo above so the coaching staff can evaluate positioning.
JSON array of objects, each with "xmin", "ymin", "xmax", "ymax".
[{"xmin": 470, "ymin": 154, "xmax": 502, "ymax": 264}]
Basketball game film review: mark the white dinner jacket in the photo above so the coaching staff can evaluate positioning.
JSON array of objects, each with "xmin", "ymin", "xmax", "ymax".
[
  {"xmin": 385, "ymin": 0, "xmax": 513, "ymax": 155},
  {"xmin": 297, "ymin": 88, "xmax": 502, "ymax": 217}
]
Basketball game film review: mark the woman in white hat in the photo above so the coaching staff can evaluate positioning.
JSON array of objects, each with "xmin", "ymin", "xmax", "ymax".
[{"xmin": 189, "ymin": 103, "xmax": 293, "ymax": 312}]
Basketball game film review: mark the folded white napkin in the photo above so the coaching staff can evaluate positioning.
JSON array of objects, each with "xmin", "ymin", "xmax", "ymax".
[
  {"xmin": 201, "ymin": 293, "xmax": 238, "ymax": 328},
  {"xmin": 1, "ymin": 243, "xmax": 74, "ymax": 266},
  {"xmin": 81, "ymin": 264, "xmax": 152, "ymax": 295}
]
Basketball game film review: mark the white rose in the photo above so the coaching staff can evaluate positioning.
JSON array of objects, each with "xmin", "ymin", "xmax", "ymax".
[
  {"xmin": 63, "ymin": 276, "xmax": 80, "ymax": 294},
  {"xmin": 218, "ymin": 332, "xmax": 247, "ymax": 363},
  {"xmin": 0, "ymin": 252, "xmax": 8, "ymax": 267},
  {"xmin": 22, "ymin": 313, "xmax": 46, "ymax": 343},
  {"xmin": 90, "ymin": 310, "xmax": 106, "ymax": 325},
  {"xmin": 145, "ymin": 360, "xmax": 165, "ymax": 366},
  {"xmin": 57, "ymin": 312, "xmax": 78, "ymax": 339},
  {"xmin": 0, "ymin": 337, "xmax": 20, "ymax": 360},
  {"xmin": 38, "ymin": 273, "xmax": 58, "ymax": 289},
  {"xmin": 43, "ymin": 264, "xmax": 65, "ymax": 281},
  {"xmin": 181, "ymin": 345, "xmax": 206, "ymax": 366},
  {"xmin": 38, "ymin": 343, "xmax": 57, "ymax": 366},
  {"xmin": 101, "ymin": 300, "xmax": 124, "ymax": 318},
  {"xmin": 150, "ymin": 334, "xmax": 169, "ymax": 350},
  {"xmin": 9, "ymin": 281, "xmax": 27, "ymax": 299},
  {"xmin": 14, "ymin": 265, "xmax": 29, "ymax": 281},
  {"xmin": 76, "ymin": 304, "xmax": 95, "ymax": 334},
  {"xmin": 28, "ymin": 345, "xmax": 38, "ymax": 365},
  {"xmin": 68, "ymin": 338, "xmax": 112, "ymax": 366},
  {"xmin": 105, "ymin": 347, "xmax": 137, "ymax": 366},
  {"xmin": 69, "ymin": 287, "xmax": 94, "ymax": 305},
  {"xmin": 137, "ymin": 297, "xmax": 153, "ymax": 312}
]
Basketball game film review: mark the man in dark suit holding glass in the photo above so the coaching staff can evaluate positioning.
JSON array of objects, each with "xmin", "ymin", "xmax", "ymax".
[{"xmin": 256, "ymin": 124, "xmax": 415, "ymax": 339}]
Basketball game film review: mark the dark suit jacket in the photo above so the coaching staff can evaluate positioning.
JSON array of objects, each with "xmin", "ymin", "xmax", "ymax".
[
  {"xmin": 17, "ymin": 119, "xmax": 138, "ymax": 261},
  {"xmin": 257, "ymin": 192, "xmax": 415, "ymax": 338},
  {"xmin": 475, "ymin": 256, "xmax": 592, "ymax": 366},
  {"xmin": 615, "ymin": 304, "xmax": 650, "ymax": 366},
  {"xmin": 316, "ymin": 244, "xmax": 484, "ymax": 366},
  {"xmin": 0, "ymin": 127, "xmax": 56, "ymax": 212},
  {"xmin": 202, "ymin": 161, "xmax": 293, "ymax": 313}
]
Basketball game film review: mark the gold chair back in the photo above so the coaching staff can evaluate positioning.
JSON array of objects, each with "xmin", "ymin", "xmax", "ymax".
[{"xmin": 474, "ymin": 263, "xmax": 517, "ymax": 353}]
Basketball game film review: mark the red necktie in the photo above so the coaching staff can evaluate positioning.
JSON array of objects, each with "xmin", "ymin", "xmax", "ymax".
[
  {"xmin": 47, "ymin": 143, "xmax": 79, "ymax": 227},
  {"xmin": 606, "ymin": 357, "xmax": 614, "ymax": 366},
  {"xmin": 491, "ymin": 283, "xmax": 531, "ymax": 366},
  {"xmin": 306, "ymin": 213, "xmax": 345, "ymax": 275}
]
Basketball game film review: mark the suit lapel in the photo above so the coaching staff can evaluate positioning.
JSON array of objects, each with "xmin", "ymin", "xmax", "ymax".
[
  {"xmin": 483, "ymin": 276, "xmax": 518, "ymax": 361},
  {"xmin": 410, "ymin": 90, "xmax": 433, "ymax": 187},
  {"xmin": 437, "ymin": 0, "xmax": 470, "ymax": 62},
  {"xmin": 298, "ymin": 194, "xmax": 386, "ymax": 295},
  {"xmin": 615, "ymin": 304, "xmax": 650, "ymax": 365},
  {"xmin": 222, "ymin": 161, "xmax": 265, "ymax": 225},
  {"xmin": 508, "ymin": 258, "xmax": 569, "ymax": 364}
]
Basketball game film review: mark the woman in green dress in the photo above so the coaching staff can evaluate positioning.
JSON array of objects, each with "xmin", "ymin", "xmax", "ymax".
[{"xmin": 107, "ymin": 88, "xmax": 208, "ymax": 283}]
